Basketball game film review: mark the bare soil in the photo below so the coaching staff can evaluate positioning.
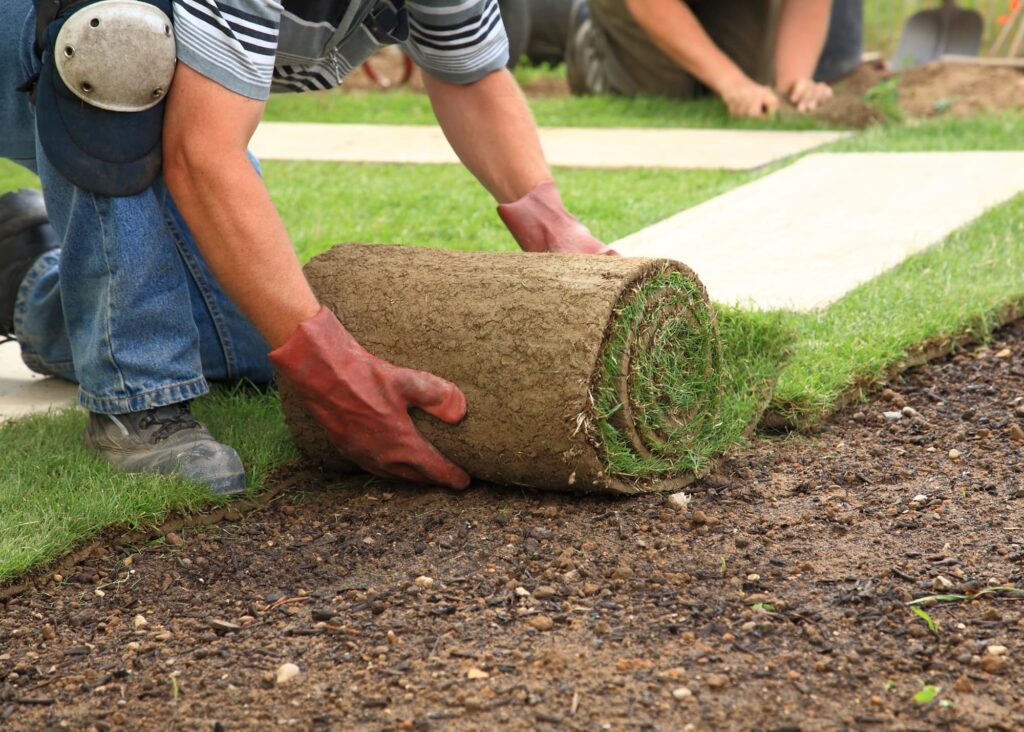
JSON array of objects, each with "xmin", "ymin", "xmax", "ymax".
[
  {"xmin": 808, "ymin": 59, "xmax": 1024, "ymax": 128},
  {"xmin": 4, "ymin": 315, "xmax": 1024, "ymax": 729}
]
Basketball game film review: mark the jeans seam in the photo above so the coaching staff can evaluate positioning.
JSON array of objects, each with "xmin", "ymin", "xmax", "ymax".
[
  {"xmin": 89, "ymin": 190, "xmax": 129, "ymax": 396},
  {"xmin": 162, "ymin": 204, "xmax": 240, "ymax": 379}
]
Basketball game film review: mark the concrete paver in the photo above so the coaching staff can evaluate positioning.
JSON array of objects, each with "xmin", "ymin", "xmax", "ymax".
[
  {"xmin": 0, "ymin": 340, "xmax": 77, "ymax": 422},
  {"xmin": 250, "ymin": 123, "xmax": 848, "ymax": 170},
  {"xmin": 613, "ymin": 152, "xmax": 1024, "ymax": 310}
]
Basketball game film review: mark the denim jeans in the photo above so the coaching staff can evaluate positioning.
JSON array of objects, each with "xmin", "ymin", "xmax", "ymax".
[{"xmin": 1, "ymin": 1, "xmax": 274, "ymax": 414}]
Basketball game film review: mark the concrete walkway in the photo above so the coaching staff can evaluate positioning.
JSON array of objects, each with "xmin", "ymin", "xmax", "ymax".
[
  {"xmin": 250, "ymin": 123, "xmax": 847, "ymax": 170},
  {"xmin": 0, "ymin": 340, "xmax": 77, "ymax": 422},
  {"xmin": 613, "ymin": 152, "xmax": 1024, "ymax": 311}
]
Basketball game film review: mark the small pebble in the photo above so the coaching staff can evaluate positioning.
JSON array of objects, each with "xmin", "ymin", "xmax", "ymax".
[
  {"xmin": 705, "ymin": 673, "xmax": 729, "ymax": 690},
  {"xmin": 667, "ymin": 492, "xmax": 691, "ymax": 512},
  {"xmin": 275, "ymin": 662, "xmax": 301, "ymax": 684},
  {"xmin": 948, "ymin": 449, "xmax": 961, "ymax": 460},
  {"xmin": 466, "ymin": 667, "xmax": 490, "ymax": 680},
  {"xmin": 672, "ymin": 687, "xmax": 693, "ymax": 700},
  {"xmin": 414, "ymin": 576, "xmax": 434, "ymax": 589},
  {"xmin": 1009, "ymin": 424, "xmax": 1024, "ymax": 443},
  {"xmin": 981, "ymin": 655, "xmax": 1008, "ymax": 674},
  {"xmin": 164, "ymin": 532, "xmax": 183, "ymax": 547},
  {"xmin": 132, "ymin": 614, "xmax": 148, "ymax": 630},
  {"xmin": 882, "ymin": 411, "xmax": 903, "ymax": 422},
  {"xmin": 986, "ymin": 644, "xmax": 1009, "ymax": 656},
  {"xmin": 529, "ymin": 615, "xmax": 554, "ymax": 632}
]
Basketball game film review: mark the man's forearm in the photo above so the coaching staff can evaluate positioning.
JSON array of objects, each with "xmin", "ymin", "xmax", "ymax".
[
  {"xmin": 163, "ymin": 65, "xmax": 319, "ymax": 349},
  {"xmin": 774, "ymin": 0, "xmax": 832, "ymax": 92},
  {"xmin": 624, "ymin": 0, "xmax": 747, "ymax": 94},
  {"xmin": 422, "ymin": 69, "xmax": 549, "ymax": 204},
  {"xmin": 164, "ymin": 149, "xmax": 319, "ymax": 348}
]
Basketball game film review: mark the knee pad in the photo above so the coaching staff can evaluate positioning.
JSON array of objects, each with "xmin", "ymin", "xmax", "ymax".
[{"xmin": 34, "ymin": 0, "xmax": 176, "ymax": 197}]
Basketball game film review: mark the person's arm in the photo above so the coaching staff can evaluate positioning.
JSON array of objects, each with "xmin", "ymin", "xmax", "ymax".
[
  {"xmin": 624, "ymin": 0, "xmax": 778, "ymax": 118},
  {"xmin": 423, "ymin": 68, "xmax": 614, "ymax": 254},
  {"xmin": 774, "ymin": 0, "xmax": 834, "ymax": 112},
  {"xmin": 163, "ymin": 63, "xmax": 470, "ymax": 488},
  {"xmin": 163, "ymin": 65, "xmax": 316, "ymax": 347}
]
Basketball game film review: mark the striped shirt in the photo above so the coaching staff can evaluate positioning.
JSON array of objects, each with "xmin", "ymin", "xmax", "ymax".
[{"xmin": 172, "ymin": 0, "xmax": 509, "ymax": 100}]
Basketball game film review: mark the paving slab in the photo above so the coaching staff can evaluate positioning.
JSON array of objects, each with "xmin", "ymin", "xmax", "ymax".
[
  {"xmin": 250, "ymin": 123, "xmax": 847, "ymax": 170},
  {"xmin": 613, "ymin": 152, "xmax": 1024, "ymax": 310},
  {"xmin": 0, "ymin": 341, "xmax": 77, "ymax": 422}
]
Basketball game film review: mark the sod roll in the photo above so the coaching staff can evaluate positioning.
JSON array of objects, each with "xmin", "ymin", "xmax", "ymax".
[{"xmin": 281, "ymin": 244, "xmax": 723, "ymax": 494}]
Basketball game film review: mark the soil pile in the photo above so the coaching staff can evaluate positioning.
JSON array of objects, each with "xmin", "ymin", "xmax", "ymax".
[
  {"xmin": 280, "ymin": 244, "xmax": 724, "ymax": 493},
  {"xmin": 813, "ymin": 59, "xmax": 1024, "ymax": 127}
]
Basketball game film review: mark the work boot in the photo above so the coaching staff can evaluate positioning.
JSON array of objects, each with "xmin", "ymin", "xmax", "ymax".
[
  {"xmin": 0, "ymin": 189, "xmax": 60, "ymax": 337},
  {"xmin": 85, "ymin": 401, "xmax": 247, "ymax": 495}
]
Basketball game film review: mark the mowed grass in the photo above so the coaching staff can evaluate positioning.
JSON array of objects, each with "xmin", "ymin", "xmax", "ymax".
[
  {"xmin": 264, "ymin": 86, "xmax": 830, "ymax": 130},
  {"xmin": 2, "ymin": 109, "xmax": 1023, "ymax": 582},
  {"xmin": 0, "ymin": 390, "xmax": 293, "ymax": 582}
]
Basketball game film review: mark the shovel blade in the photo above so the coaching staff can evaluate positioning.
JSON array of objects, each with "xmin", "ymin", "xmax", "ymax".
[{"xmin": 892, "ymin": 5, "xmax": 983, "ymax": 70}]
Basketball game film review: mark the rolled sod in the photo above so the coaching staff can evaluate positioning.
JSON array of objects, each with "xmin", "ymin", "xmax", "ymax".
[{"xmin": 280, "ymin": 244, "xmax": 727, "ymax": 494}]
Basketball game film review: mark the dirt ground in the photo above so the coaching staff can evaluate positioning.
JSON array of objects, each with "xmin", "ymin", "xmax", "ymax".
[
  {"xmin": 811, "ymin": 59, "xmax": 1024, "ymax": 128},
  {"xmin": 4, "ymin": 311, "xmax": 1024, "ymax": 730}
]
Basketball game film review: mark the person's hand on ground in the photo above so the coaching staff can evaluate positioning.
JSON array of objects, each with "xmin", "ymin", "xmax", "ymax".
[
  {"xmin": 719, "ymin": 77, "xmax": 780, "ymax": 118},
  {"xmin": 781, "ymin": 78, "xmax": 833, "ymax": 113},
  {"xmin": 269, "ymin": 307, "xmax": 471, "ymax": 489},
  {"xmin": 498, "ymin": 181, "xmax": 619, "ymax": 255}
]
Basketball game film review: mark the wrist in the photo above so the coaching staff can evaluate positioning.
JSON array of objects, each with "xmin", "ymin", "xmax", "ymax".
[{"xmin": 708, "ymin": 65, "xmax": 752, "ymax": 97}]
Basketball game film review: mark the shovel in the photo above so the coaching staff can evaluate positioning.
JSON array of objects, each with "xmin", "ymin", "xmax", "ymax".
[{"xmin": 892, "ymin": 0, "xmax": 984, "ymax": 70}]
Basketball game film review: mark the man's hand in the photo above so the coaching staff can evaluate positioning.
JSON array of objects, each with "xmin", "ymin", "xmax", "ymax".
[
  {"xmin": 781, "ymin": 78, "xmax": 833, "ymax": 113},
  {"xmin": 270, "ymin": 307, "xmax": 471, "ymax": 489},
  {"xmin": 498, "ymin": 181, "xmax": 617, "ymax": 255},
  {"xmin": 720, "ymin": 77, "xmax": 780, "ymax": 118}
]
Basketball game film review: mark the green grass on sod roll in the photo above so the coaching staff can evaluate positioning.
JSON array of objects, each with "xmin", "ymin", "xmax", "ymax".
[
  {"xmin": 594, "ymin": 268, "xmax": 724, "ymax": 482},
  {"xmin": 592, "ymin": 268, "xmax": 793, "ymax": 483}
]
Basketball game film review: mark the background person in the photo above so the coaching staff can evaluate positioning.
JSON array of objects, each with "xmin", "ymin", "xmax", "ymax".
[{"xmin": 566, "ymin": 0, "xmax": 843, "ymax": 117}]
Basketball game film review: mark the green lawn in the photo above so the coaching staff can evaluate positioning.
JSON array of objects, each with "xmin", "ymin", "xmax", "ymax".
[
  {"xmin": 2, "ymin": 99, "xmax": 1023, "ymax": 583},
  {"xmin": 265, "ymin": 88, "xmax": 831, "ymax": 130}
]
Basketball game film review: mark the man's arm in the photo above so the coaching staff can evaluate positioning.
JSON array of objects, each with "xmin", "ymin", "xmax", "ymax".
[
  {"xmin": 421, "ymin": 67, "xmax": 547, "ymax": 204},
  {"xmin": 162, "ymin": 63, "xmax": 470, "ymax": 488},
  {"xmin": 774, "ymin": 0, "xmax": 833, "ymax": 112},
  {"xmin": 623, "ymin": 0, "xmax": 778, "ymax": 118},
  {"xmin": 163, "ymin": 64, "xmax": 318, "ymax": 348},
  {"xmin": 422, "ymin": 68, "xmax": 613, "ymax": 254}
]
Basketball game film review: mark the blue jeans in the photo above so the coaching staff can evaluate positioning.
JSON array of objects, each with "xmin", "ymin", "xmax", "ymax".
[{"xmin": 1, "ymin": 1, "xmax": 274, "ymax": 414}]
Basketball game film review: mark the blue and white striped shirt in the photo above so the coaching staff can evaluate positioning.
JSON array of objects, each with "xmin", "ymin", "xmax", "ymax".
[{"xmin": 172, "ymin": 0, "xmax": 509, "ymax": 99}]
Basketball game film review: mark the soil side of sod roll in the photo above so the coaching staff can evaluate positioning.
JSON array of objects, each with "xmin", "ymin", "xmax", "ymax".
[{"xmin": 279, "ymin": 244, "xmax": 723, "ymax": 493}]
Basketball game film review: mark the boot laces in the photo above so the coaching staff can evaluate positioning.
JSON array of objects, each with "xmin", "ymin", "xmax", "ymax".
[{"xmin": 138, "ymin": 403, "xmax": 200, "ymax": 443}]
